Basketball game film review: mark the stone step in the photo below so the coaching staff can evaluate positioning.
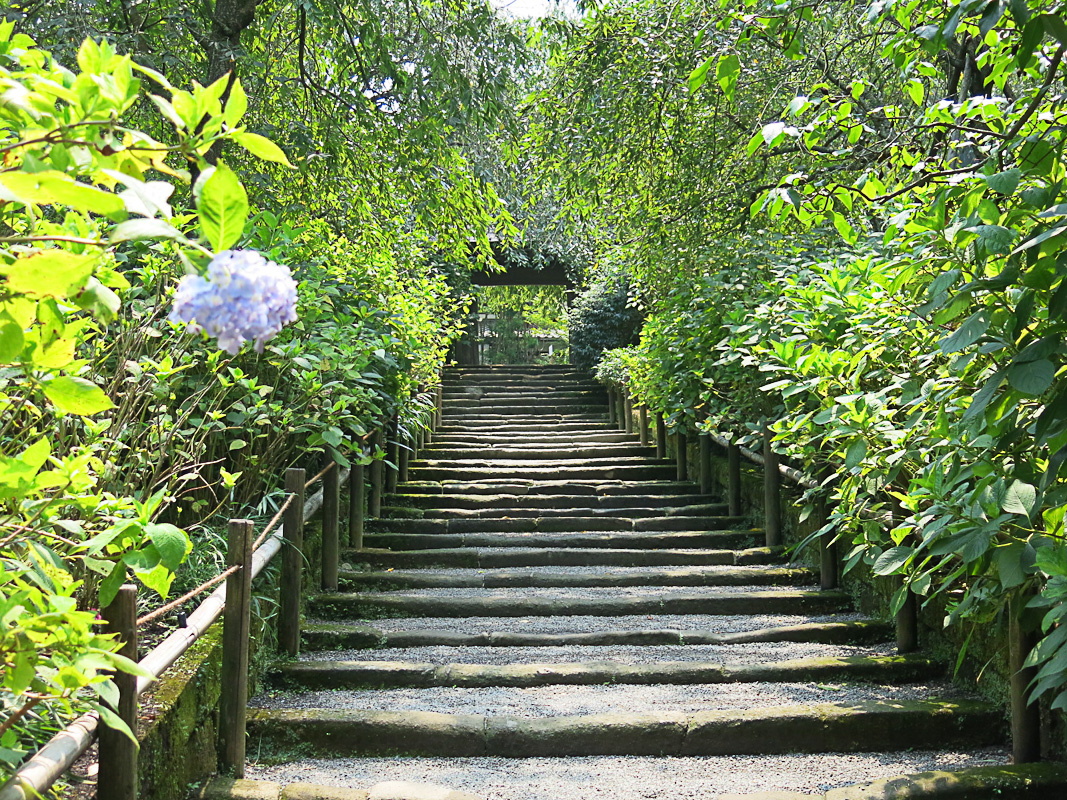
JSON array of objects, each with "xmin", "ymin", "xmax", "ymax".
[
  {"xmin": 307, "ymin": 588, "xmax": 851, "ymax": 620},
  {"xmin": 407, "ymin": 464, "xmax": 680, "ymax": 482},
  {"xmin": 246, "ymin": 698, "xmax": 1001, "ymax": 758},
  {"xmin": 272, "ymin": 653, "xmax": 941, "ymax": 690},
  {"xmin": 442, "ymin": 391, "xmax": 605, "ymax": 402},
  {"xmin": 383, "ymin": 492, "xmax": 713, "ymax": 511},
  {"xmin": 431, "ymin": 432, "xmax": 639, "ymax": 444},
  {"xmin": 343, "ymin": 546, "xmax": 779, "ymax": 569},
  {"xmin": 338, "ymin": 565, "xmax": 811, "ymax": 590},
  {"xmin": 357, "ymin": 529, "xmax": 762, "ymax": 551},
  {"xmin": 418, "ymin": 445, "xmax": 656, "ymax": 459},
  {"xmin": 380, "ymin": 502, "xmax": 726, "ymax": 519},
  {"xmin": 301, "ymin": 618, "xmax": 895, "ymax": 651},
  {"xmin": 396, "ymin": 480, "xmax": 702, "ymax": 496},
  {"xmin": 364, "ymin": 515, "xmax": 744, "ymax": 534},
  {"xmin": 438, "ymin": 422, "xmax": 613, "ymax": 433},
  {"xmin": 443, "ymin": 408, "xmax": 606, "ymax": 418}
]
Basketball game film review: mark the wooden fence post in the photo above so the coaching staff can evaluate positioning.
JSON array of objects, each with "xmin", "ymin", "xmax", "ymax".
[
  {"xmin": 763, "ymin": 425, "xmax": 781, "ymax": 547},
  {"xmin": 607, "ymin": 388, "xmax": 617, "ymax": 424},
  {"xmin": 322, "ymin": 460, "xmax": 339, "ymax": 592},
  {"xmin": 675, "ymin": 429, "xmax": 688, "ymax": 481},
  {"xmin": 279, "ymin": 467, "xmax": 305, "ymax": 657},
  {"xmin": 98, "ymin": 584, "xmax": 137, "ymax": 800},
  {"xmin": 349, "ymin": 461, "xmax": 365, "ymax": 549},
  {"xmin": 818, "ymin": 490, "xmax": 838, "ymax": 590},
  {"xmin": 638, "ymin": 407, "xmax": 649, "ymax": 447},
  {"xmin": 655, "ymin": 413, "xmax": 667, "ymax": 459},
  {"xmin": 435, "ymin": 385, "xmax": 443, "ymax": 429},
  {"xmin": 616, "ymin": 389, "xmax": 627, "ymax": 431},
  {"xmin": 398, "ymin": 436, "xmax": 410, "ymax": 484},
  {"xmin": 896, "ymin": 585, "xmax": 918, "ymax": 653},
  {"xmin": 1010, "ymin": 592, "xmax": 1041, "ymax": 762},
  {"xmin": 623, "ymin": 393, "xmax": 634, "ymax": 435},
  {"xmin": 369, "ymin": 429, "xmax": 384, "ymax": 518},
  {"xmin": 385, "ymin": 415, "xmax": 399, "ymax": 495},
  {"xmin": 699, "ymin": 433, "xmax": 712, "ymax": 495},
  {"xmin": 727, "ymin": 442, "xmax": 742, "ymax": 517},
  {"xmin": 219, "ymin": 519, "xmax": 253, "ymax": 776}
]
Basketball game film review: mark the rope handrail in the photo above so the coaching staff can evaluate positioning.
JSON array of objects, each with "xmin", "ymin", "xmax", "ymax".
[
  {"xmin": 135, "ymin": 565, "xmax": 240, "ymax": 628},
  {"xmin": 252, "ymin": 493, "xmax": 293, "ymax": 550},
  {"xmin": 304, "ymin": 460, "xmax": 336, "ymax": 489}
]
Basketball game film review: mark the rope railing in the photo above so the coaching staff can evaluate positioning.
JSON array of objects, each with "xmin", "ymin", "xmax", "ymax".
[
  {"xmin": 252, "ymin": 493, "xmax": 293, "ymax": 550},
  {"xmin": 304, "ymin": 460, "xmax": 336, "ymax": 489},
  {"xmin": 135, "ymin": 565, "xmax": 240, "ymax": 628}
]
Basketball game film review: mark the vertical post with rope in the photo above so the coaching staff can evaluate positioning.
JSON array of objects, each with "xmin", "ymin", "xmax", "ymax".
[
  {"xmin": 1010, "ymin": 591, "xmax": 1041, "ymax": 762},
  {"xmin": 655, "ymin": 413, "xmax": 667, "ymax": 459},
  {"xmin": 435, "ymin": 384, "xmax": 443, "ymax": 430},
  {"xmin": 219, "ymin": 519, "xmax": 253, "ymax": 776},
  {"xmin": 727, "ymin": 441, "xmax": 742, "ymax": 517},
  {"xmin": 385, "ymin": 414, "xmax": 399, "ymax": 495},
  {"xmin": 349, "ymin": 459, "xmax": 365, "ymax": 549},
  {"xmin": 616, "ymin": 389, "xmax": 627, "ymax": 431},
  {"xmin": 279, "ymin": 467, "xmax": 305, "ymax": 657},
  {"xmin": 762, "ymin": 425, "xmax": 782, "ymax": 547},
  {"xmin": 638, "ymin": 407, "xmax": 649, "ymax": 447},
  {"xmin": 623, "ymin": 392, "xmax": 634, "ymax": 435},
  {"xmin": 816, "ymin": 487, "xmax": 838, "ymax": 590},
  {"xmin": 699, "ymin": 432, "xmax": 712, "ymax": 495},
  {"xmin": 322, "ymin": 460, "xmax": 339, "ymax": 592},
  {"xmin": 607, "ymin": 387, "xmax": 617, "ymax": 425},
  {"xmin": 369, "ymin": 429, "xmax": 384, "ymax": 519},
  {"xmin": 398, "ymin": 435, "xmax": 410, "ymax": 485},
  {"xmin": 675, "ymin": 428, "xmax": 688, "ymax": 482},
  {"xmin": 98, "ymin": 584, "xmax": 137, "ymax": 800}
]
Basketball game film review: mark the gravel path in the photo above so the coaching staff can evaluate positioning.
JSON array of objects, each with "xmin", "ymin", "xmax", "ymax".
[
  {"xmin": 246, "ymin": 749, "xmax": 1010, "ymax": 799},
  {"xmin": 250, "ymin": 680, "xmax": 964, "ymax": 716},
  {"xmin": 299, "ymin": 641, "xmax": 897, "ymax": 666},
  {"xmin": 359, "ymin": 612, "xmax": 866, "ymax": 636}
]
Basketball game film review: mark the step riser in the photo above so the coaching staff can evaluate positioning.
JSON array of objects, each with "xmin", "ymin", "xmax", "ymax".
[
  {"xmin": 384, "ymin": 494, "xmax": 713, "ymax": 510},
  {"xmin": 418, "ymin": 447, "xmax": 655, "ymax": 459},
  {"xmin": 378, "ymin": 505, "xmax": 728, "ymax": 520},
  {"xmin": 344, "ymin": 548, "xmax": 763, "ymax": 569},
  {"xmin": 300, "ymin": 620, "xmax": 896, "ymax": 651},
  {"xmin": 407, "ymin": 467, "xmax": 680, "ymax": 481},
  {"xmin": 248, "ymin": 702, "xmax": 1002, "ymax": 758},
  {"xmin": 272, "ymin": 656, "xmax": 942, "ymax": 691},
  {"xmin": 397, "ymin": 482, "xmax": 702, "ymax": 496},
  {"xmin": 364, "ymin": 516, "xmax": 743, "ymax": 534},
  {"xmin": 308, "ymin": 592, "xmax": 849, "ymax": 620},
  {"xmin": 358, "ymin": 531, "xmax": 762, "ymax": 551},
  {"xmin": 339, "ymin": 567, "xmax": 812, "ymax": 591}
]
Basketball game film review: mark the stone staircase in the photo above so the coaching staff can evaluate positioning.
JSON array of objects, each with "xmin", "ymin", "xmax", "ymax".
[{"xmin": 244, "ymin": 365, "xmax": 1008, "ymax": 799}]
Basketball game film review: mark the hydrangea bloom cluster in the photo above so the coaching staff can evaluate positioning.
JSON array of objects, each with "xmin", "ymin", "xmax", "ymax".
[{"xmin": 169, "ymin": 250, "xmax": 298, "ymax": 354}]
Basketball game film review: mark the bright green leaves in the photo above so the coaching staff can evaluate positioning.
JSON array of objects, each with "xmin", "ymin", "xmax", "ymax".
[
  {"xmin": 1007, "ymin": 359, "xmax": 1056, "ymax": 396},
  {"xmin": 196, "ymin": 163, "xmax": 249, "ymax": 251},
  {"xmin": 42, "ymin": 376, "xmax": 115, "ymax": 415},
  {"xmin": 1, "ymin": 250, "xmax": 97, "ymax": 299},
  {"xmin": 687, "ymin": 55, "xmax": 714, "ymax": 93},
  {"xmin": 234, "ymin": 132, "xmax": 294, "ymax": 167},
  {"xmin": 688, "ymin": 53, "xmax": 740, "ymax": 101},
  {"xmin": 1003, "ymin": 480, "xmax": 1038, "ymax": 518},
  {"xmin": 940, "ymin": 311, "xmax": 989, "ymax": 353}
]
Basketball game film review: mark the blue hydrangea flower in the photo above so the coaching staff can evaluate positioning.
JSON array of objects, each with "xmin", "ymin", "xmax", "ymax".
[{"xmin": 169, "ymin": 250, "xmax": 298, "ymax": 354}]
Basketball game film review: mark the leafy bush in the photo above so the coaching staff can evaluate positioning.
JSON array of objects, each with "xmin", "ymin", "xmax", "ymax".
[{"xmin": 568, "ymin": 273, "xmax": 642, "ymax": 370}]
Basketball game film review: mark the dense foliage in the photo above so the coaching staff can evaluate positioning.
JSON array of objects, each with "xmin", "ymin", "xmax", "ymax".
[{"xmin": 541, "ymin": 0, "xmax": 1067, "ymax": 711}]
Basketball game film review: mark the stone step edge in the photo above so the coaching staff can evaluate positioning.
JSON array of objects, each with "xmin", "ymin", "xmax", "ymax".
[
  {"xmin": 299, "ymin": 619, "xmax": 895, "ymax": 651},
  {"xmin": 198, "ymin": 777, "xmax": 481, "ymax": 800},
  {"xmin": 270, "ymin": 653, "xmax": 941, "ymax": 689},
  {"xmin": 720, "ymin": 763, "xmax": 1067, "ymax": 800},
  {"xmin": 338, "ymin": 565, "xmax": 814, "ymax": 589},
  {"xmin": 246, "ymin": 699, "xmax": 1003, "ymax": 758}
]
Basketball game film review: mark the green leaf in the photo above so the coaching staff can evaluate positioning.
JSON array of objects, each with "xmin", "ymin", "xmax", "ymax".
[
  {"xmin": 97, "ymin": 562, "xmax": 127, "ymax": 609},
  {"xmin": 874, "ymin": 546, "xmax": 913, "ymax": 576},
  {"xmin": 224, "ymin": 78, "xmax": 248, "ymax": 127},
  {"xmin": 940, "ymin": 311, "xmax": 989, "ymax": 353},
  {"xmin": 0, "ymin": 171, "xmax": 125, "ymax": 218},
  {"xmin": 42, "ymin": 376, "xmax": 114, "ymax": 415},
  {"xmin": 687, "ymin": 55, "xmax": 714, "ymax": 92},
  {"xmin": 111, "ymin": 218, "xmax": 187, "ymax": 244},
  {"xmin": 1003, "ymin": 480, "xmax": 1038, "ymax": 517},
  {"xmin": 986, "ymin": 168, "xmax": 1021, "ymax": 195},
  {"xmin": 1, "ymin": 250, "xmax": 97, "ymax": 298},
  {"xmin": 0, "ymin": 314, "xmax": 24, "ymax": 363},
  {"xmin": 73, "ymin": 277, "xmax": 121, "ymax": 323},
  {"xmin": 234, "ymin": 132, "xmax": 293, "ymax": 168},
  {"xmin": 996, "ymin": 542, "xmax": 1027, "ymax": 588},
  {"xmin": 844, "ymin": 438, "xmax": 867, "ymax": 469},
  {"xmin": 715, "ymin": 54, "xmax": 741, "ymax": 101},
  {"xmin": 1007, "ymin": 358, "xmax": 1055, "ymax": 396},
  {"xmin": 195, "ymin": 163, "xmax": 249, "ymax": 252},
  {"xmin": 145, "ymin": 523, "xmax": 190, "ymax": 571},
  {"xmin": 92, "ymin": 703, "xmax": 138, "ymax": 743}
]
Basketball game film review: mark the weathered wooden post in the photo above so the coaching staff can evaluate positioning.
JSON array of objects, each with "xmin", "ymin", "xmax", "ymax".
[
  {"xmin": 279, "ymin": 467, "xmax": 305, "ymax": 657},
  {"xmin": 369, "ymin": 429, "xmax": 384, "ymax": 518},
  {"xmin": 1010, "ymin": 591, "xmax": 1041, "ymax": 762},
  {"xmin": 220, "ymin": 519, "xmax": 254, "ymax": 776},
  {"xmin": 896, "ymin": 583, "xmax": 918, "ymax": 654},
  {"xmin": 322, "ymin": 460, "xmax": 339, "ymax": 592},
  {"xmin": 655, "ymin": 413, "xmax": 667, "ymax": 459},
  {"xmin": 699, "ymin": 433, "xmax": 712, "ymax": 495},
  {"xmin": 638, "ymin": 407, "xmax": 649, "ymax": 447},
  {"xmin": 762, "ymin": 425, "xmax": 781, "ymax": 547},
  {"xmin": 816, "ymin": 489, "xmax": 838, "ymax": 590},
  {"xmin": 349, "ymin": 460, "xmax": 365, "ymax": 549},
  {"xmin": 398, "ymin": 435, "xmax": 410, "ymax": 484},
  {"xmin": 616, "ymin": 389, "xmax": 627, "ymax": 431},
  {"xmin": 675, "ymin": 428, "xmax": 688, "ymax": 481},
  {"xmin": 98, "ymin": 584, "xmax": 138, "ymax": 800},
  {"xmin": 607, "ymin": 387, "xmax": 617, "ymax": 424},
  {"xmin": 385, "ymin": 415, "xmax": 399, "ymax": 494},
  {"xmin": 435, "ymin": 385, "xmax": 443, "ymax": 429},
  {"xmin": 727, "ymin": 442, "xmax": 742, "ymax": 517},
  {"xmin": 623, "ymin": 392, "xmax": 634, "ymax": 435}
]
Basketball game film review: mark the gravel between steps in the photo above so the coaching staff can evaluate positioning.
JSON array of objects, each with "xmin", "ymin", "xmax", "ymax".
[
  {"xmin": 250, "ymin": 680, "xmax": 965, "ymax": 716},
  {"xmin": 246, "ymin": 748, "xmax": 1009, "ymax": 799},
  {"xmin": 364, "ymin": 585, "xmax": 818, "ymax": 600},
  {"xmin": 298, "ymin": 641, "xmax": 897, "ymax": 666},
  {"xmin": 361, "ymin": 612, "xmax": 865, "ymax": 635}
]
